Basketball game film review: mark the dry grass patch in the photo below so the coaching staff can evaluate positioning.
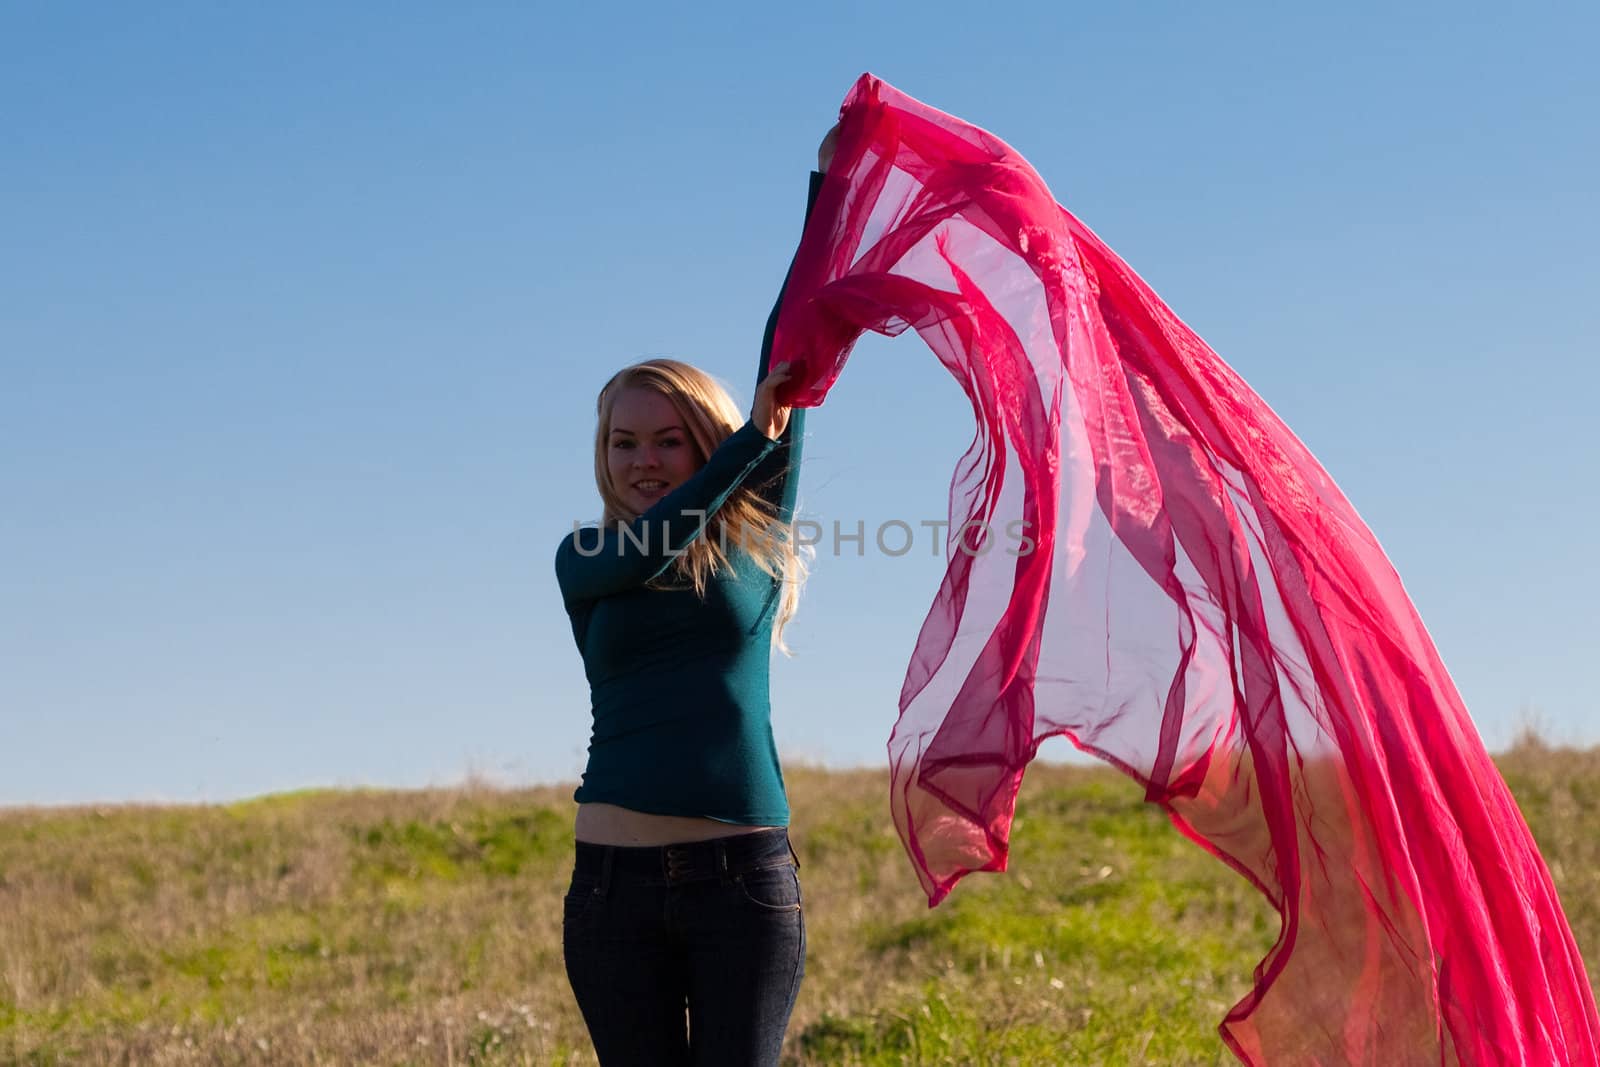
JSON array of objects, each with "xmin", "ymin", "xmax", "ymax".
[{"xmin": 1, "ymin": 750, "xmax": 1595, "ymax": 1065}]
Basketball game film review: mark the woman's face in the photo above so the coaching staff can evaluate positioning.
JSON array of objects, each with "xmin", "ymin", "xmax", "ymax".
[{"xmin": 606, "ymin": 387, "xmax": 701, "ymax": 515}]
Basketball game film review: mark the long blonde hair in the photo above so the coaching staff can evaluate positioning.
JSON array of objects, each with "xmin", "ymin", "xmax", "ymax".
[{"xmin": 592, "ymin": 358, "xmax": 807, "ymax": 653}]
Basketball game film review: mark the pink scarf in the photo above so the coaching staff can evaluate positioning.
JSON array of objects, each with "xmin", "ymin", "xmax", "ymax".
[{"xmin": 770, "ymin": 73, "xmax": 1598, "ymax": 1065}]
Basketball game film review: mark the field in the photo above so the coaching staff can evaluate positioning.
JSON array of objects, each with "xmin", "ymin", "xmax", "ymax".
[{"xmin": 2, "ymin": 741, "xmax": 1596, "ymax": 1065}]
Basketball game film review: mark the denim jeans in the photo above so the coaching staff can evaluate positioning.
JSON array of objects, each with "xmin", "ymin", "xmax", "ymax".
[{"xmin": 562, "ymin": 828, "xmax": 806, "ymax": 1066}]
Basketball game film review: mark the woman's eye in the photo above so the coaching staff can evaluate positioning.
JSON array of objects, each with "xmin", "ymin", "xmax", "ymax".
[
  {"xmin": 613, "ymin": 440, "xmax": 634, "ymax": 450},
  {"xmin": 661, "ymin": 438, "xmax": 683, "ymax": 448}
]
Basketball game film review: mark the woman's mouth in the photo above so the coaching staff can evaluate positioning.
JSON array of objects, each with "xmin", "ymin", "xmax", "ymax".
[{"xmin": 633, "ymin": 480, "xmax": 670, "ymax": 496}]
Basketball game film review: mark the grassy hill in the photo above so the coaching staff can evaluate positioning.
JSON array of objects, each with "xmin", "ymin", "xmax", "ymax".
[{"xmin": 3, "ymin": 744, "xmax": 1596, "ymax": 1065}]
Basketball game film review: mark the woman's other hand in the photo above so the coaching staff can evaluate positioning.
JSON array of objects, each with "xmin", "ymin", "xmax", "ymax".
[
  {"xmin": 752, "ymin": 362, "xmax": 794, "ymax": 441},
  {"xmin": 817, "ymin": 123, "xmax": 839, "ymax": 174}
]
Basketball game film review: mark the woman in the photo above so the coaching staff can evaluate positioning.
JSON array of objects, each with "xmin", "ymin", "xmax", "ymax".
[{"xmin": 554, "ymin": 134, "xmax": 832, "ymax": 1066}]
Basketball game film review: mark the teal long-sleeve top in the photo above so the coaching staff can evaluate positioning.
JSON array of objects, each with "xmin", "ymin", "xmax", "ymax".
[{"xmin": 554, "ymin": 172, "xmax": 822, "ymax": 825}]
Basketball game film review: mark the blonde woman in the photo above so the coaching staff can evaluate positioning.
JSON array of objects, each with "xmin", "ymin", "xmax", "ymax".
[{"xmin": 555, "ymin": 134, "xmax": 831, "ymax": 1066}]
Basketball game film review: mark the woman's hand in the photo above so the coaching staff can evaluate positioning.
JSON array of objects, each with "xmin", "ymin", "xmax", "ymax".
[
  {"xmin": 752, "ymin": 362, "xmax": 794, "ymax": 441},
  {"xmin": 817, "ymin": 122, "xmax": 839, "ymax": 174}
]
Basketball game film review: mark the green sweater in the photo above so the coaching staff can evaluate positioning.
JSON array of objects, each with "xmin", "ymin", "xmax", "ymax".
[{"xmin": 554, "ymin": 172, "xmax": 821, "ymax": 825}]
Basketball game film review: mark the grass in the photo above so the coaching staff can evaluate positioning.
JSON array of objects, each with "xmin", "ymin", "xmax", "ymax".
[{"xmin": 1, "ymin": 742, "xmax": 1596, "ymax": 1065}]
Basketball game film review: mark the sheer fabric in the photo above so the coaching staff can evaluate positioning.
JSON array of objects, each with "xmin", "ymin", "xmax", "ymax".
[{"xmin": 770, "ymin": 74, "xmax": 1598, "ymax": 1065}]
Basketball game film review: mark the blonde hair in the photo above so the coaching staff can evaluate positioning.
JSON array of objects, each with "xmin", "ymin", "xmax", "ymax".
[{"xmin": 592, "ymin": 358, "xmax": 807, "ymax": 653}]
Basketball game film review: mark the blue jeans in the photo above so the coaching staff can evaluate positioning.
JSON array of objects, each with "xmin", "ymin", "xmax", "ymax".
[{"xmin": 562, "ymin": 828, "xmax": 806, "ymax": 1066}]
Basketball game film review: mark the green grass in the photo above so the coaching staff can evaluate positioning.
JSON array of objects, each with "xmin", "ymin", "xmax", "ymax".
[{"xmin": 1, "ymin": 745, "xmax": 1596, "ymax": 1065}]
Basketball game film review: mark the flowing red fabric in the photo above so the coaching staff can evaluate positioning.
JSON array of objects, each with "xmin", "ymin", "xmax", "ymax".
[{"xmin": 769, "ymin": 74, "xmax": 1598, "ymax": 1065}]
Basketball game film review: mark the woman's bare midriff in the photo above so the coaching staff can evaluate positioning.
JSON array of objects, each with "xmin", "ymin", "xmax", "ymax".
[{"xmin": 574, "ymin": 803, "xmax": 780, "ymax": 846}]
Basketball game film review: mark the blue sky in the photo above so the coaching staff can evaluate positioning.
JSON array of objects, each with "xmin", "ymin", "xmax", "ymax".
[{"xmin": 3, "ymin": 3, "xmax": 1596, "ymax": 805}]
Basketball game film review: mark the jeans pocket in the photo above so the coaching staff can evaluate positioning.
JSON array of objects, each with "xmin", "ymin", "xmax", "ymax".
[
  {"xmin": 563, "ymin": 873, "xmax": 602, "ymax": 926},
  {"xmin": 736, "ymin": 864, "xmax": 802, "ymax": 913}
]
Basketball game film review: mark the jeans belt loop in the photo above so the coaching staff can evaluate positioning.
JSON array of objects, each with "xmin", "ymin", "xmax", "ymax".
[
  {"xmin": 788, "ymin": 836, "xmax": 802, "ymax": 871},
  {"xmin": 597, "ymin": 845, "xmax": 614, "ymax": 900},
  {"xmin": 717, "ymin": 840, "xmax": 733, "ymax": 885}
]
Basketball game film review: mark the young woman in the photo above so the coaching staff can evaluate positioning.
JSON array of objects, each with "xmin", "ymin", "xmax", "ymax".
[{"xmin": 554, "ymin": 135, "xmax": 831, "ymax": 1066}]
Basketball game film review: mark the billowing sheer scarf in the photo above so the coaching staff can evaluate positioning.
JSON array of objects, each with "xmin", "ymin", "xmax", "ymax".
[{"xmin": 769, "ymin": 74, "xmax": 1598, "ymax": 1065}]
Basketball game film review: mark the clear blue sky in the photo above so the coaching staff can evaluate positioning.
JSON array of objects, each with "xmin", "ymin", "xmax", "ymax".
[{"xmin": 3, "ymin": 3, "xmax": 1596, "ymax": 806}]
